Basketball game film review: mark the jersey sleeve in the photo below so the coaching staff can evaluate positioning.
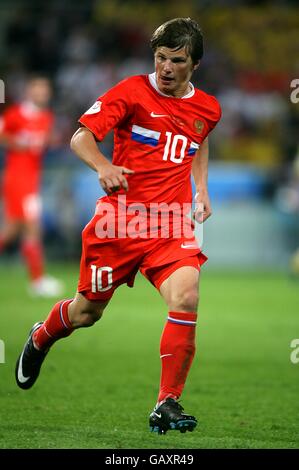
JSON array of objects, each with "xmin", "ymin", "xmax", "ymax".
[
  {"xmin": 78, "ymin": 78, "xmax": 134, "ymax": 141},
  {"xmin": 204, "ymin": 96, "xmax": 222, "ymax": 139}
]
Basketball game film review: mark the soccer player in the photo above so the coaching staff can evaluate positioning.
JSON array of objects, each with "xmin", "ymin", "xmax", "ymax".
[
  {"xmin": 0, "ymin": 76, "xmax": 63, "ymax": 297},
  {"xmin": 15, "ymin": 18, "xmax": 221, "ymax": 434}
]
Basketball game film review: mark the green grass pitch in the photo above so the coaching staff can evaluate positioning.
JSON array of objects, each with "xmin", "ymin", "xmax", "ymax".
[{"xmin": 0, "ymin": 263, "xmax": 298, "ymax": 449}]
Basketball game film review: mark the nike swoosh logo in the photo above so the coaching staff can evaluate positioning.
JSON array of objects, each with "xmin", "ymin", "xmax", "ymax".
[
  {"xmin": 160, "ymin": 354, "xmax": 173, "ymax": 359},
  {"xmin": 150, "ymin": 112, "xmax": 169, "ymax": 118},
  {"xmin": 181, "ymin": 243, "xmax": 198, "ymax": 249},
  {"xmin": 153, "ymin": 412, "xmax": 162, "ymax": 418},
  {"xmin": 17, "ymin": 350, "xmax": 30, "ymax": 383}
]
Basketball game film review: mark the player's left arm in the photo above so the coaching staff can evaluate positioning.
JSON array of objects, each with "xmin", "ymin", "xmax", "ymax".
[
  {"xmin": 0, "ymin": 126, "xmax": 25, "ymax": 151},
  {"xmin": 191, "ymin": 137, "xmax": 211, "ymax": 223}
]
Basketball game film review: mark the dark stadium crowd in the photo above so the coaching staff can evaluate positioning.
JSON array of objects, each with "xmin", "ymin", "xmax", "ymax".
[
  {"xmin": 0, "ymin": 1, "xmax": 298, "ymax": 170},
  {"xmin": 0, "ymin": 0, "xmax": 298, "ymax": 263}
]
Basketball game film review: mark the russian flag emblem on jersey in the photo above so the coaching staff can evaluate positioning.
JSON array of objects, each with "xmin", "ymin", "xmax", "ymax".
[
  {"xmin": 187, "ymin": 142, "xmax": 200, "ymax": 156},
  {"xmin": 131, "ymin": 125, "xmax": 161, "ymax": 147}
]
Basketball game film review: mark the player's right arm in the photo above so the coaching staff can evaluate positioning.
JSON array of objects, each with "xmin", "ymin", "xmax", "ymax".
[
  {"xmin": 70, "ymin": 126, "xmax": 134, "ymax": 194},
  {"xmin": 72, "ymin": 78, "xmax": 136, "ymax": 194}
]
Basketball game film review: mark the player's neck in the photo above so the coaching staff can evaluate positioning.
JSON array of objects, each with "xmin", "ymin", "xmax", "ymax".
[{"xmin": 170, "ymin": 83, "xmax": 192, "ymax": 98}]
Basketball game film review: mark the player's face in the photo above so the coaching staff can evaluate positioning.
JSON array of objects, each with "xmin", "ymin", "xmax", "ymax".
[
  {"xmin": 26, "ymin": 79, "xmax": 52, "ymax": 108},
  {"xmin": 154, "ymin": 46, "xmax": 199, "ymax": 98}
]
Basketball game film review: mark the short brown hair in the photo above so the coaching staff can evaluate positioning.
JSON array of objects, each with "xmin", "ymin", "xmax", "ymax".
[{"xmin": 150, "ymin": 18, "xmax": 203, "ymax": 64}]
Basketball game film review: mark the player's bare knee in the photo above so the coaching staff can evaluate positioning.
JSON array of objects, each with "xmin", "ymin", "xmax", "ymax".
[
  {"xmin": 171, "ymin": 289, "xmax": 199, "ymax": 312},
  {"xmin": 68, "ymin": 294, "xmax": 108, "ymax": 328},
  {"xmin": 68, "ymin": 302, "xmax": 105, "ymax": 328}
]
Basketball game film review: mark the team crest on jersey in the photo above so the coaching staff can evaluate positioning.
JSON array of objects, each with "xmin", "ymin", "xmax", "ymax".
[
  {"xmin": 194, "ymin": 119, "xmax": 204, "ymax": 134},
  {"xmin": 85, "ymin": 101, "xmax": 102, "ymax": 115}
]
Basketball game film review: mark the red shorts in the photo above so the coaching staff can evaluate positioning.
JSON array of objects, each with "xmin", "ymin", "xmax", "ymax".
[
  {"xmin": 78, "ymin": 200, "xmax": 208, "ymax": 301},
  {"xmin": 2, "ymin": 172, "xmax": 41, "ymax": 222},
  {"xmin": 3, "ymin": 191, "xmax": 42, "ymax": 222}
]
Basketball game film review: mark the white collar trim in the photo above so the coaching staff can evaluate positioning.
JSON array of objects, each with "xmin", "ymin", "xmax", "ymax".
[
  {"xmin": 20, "ymin": 101, "xmax": 41, "ymax": 117},
  {"xmin": 148, "ymin": 72, "xmax": 195, "ymax": 99}
]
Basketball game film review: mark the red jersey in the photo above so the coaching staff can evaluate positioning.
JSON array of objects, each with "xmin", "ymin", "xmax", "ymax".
[
  {"xmin": 0, "ymin": 102, "xmax": 53, "ymax": 221},
  {"xmin": 79, "ymin": 74, "xmax": 221, "ymax": 208},
  {"xmin": 0, "ymin": 102, "xmax": 53, "ymax": 183}
]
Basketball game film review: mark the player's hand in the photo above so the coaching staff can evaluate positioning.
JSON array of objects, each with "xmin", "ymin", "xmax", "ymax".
[
  {"xmin": 193, "ymin": 188, "xmax": 212, "ymax": 223},
  {"xmin": 97, "ymin": 163, "xmax": 134, "ymax": 194},
  {"xmin": 9, "ymin": 137, "xmax": 31, "ymax": 151}
]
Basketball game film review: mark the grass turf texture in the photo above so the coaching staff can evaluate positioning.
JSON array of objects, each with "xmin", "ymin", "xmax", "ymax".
[{"xmin": 0, "ymin": 263, "xmax": 298, "ymax": 449}]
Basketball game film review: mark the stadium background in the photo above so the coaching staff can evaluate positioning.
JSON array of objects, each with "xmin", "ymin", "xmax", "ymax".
[{"xmin": 0, "ymin": 0, "xmax": 299, "ymax": 450}]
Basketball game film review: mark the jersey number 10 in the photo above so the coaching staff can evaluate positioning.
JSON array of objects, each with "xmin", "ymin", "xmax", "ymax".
[
  {"xmin": 162, "ymin": 132, "xmax": 188, "ymax": 164},
  {"xmin": 91, "ymin": 265, "xmax": 113, "ymax": 292}
]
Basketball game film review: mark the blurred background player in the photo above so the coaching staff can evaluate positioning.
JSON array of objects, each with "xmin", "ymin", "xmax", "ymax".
[{"xmin": 0, "ymin": 76, "xmax": 63, "ymax": 297}]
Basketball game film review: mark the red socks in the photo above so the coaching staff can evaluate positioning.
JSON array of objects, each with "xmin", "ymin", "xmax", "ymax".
[
  {"xmin": 21, "ymin": 239, "xmax": 44, "ymax": 281},
  {"xmin": 33, "ymin": 299, "xmax": 74, "ymax": 351},
  {"xmin": 33, "ymin": 306, "xmax": 196, "ymax": 396},
  {"xmin": 158, "ymin": 311, "xmax": 197, "ymax": 403}
]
